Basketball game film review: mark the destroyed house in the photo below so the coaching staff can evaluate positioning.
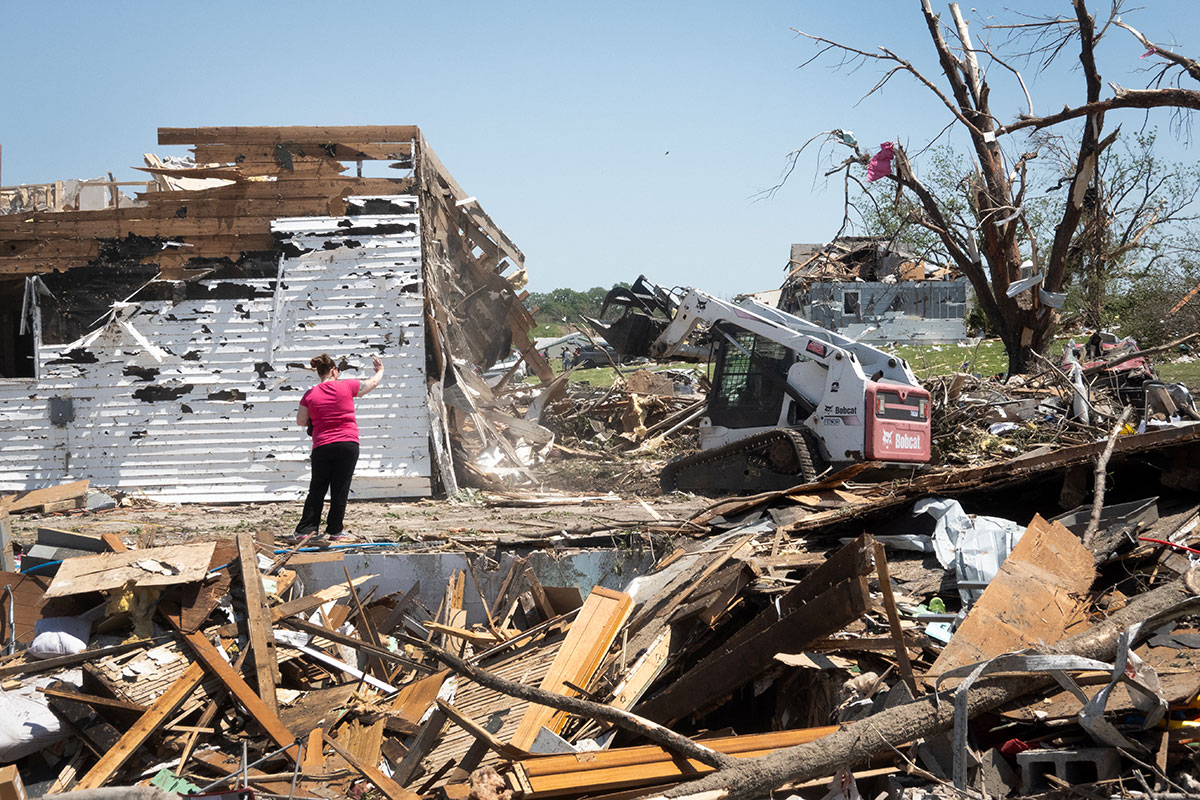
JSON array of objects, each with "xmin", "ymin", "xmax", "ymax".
[
  {"xmin": 0, "ymin": 126, "xmax": 550, "ymax": 502},
  {"xmin": 780, "ymin": 236, "xmax": 969, "ymax": 343}
]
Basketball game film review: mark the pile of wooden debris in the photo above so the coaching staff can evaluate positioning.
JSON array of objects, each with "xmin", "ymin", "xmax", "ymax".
[{"xmin": 1, "ymin": 423, "xmax": 1200, "ymax": 800}]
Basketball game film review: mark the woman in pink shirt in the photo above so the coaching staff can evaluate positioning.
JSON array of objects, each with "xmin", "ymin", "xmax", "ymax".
[{"xmin": 294, "ymin": 353, "xmax": 384, "ymax": 538}]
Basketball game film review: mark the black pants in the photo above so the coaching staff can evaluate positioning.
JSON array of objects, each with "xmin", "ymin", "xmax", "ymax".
[{"xmin": 296, "ymin": 441, "xmax": 359, "ymax": 535}]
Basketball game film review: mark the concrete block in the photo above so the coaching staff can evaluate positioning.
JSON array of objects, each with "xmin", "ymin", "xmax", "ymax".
[
  {"xmin": 1016, "ymin": 747, "xmax": 1119, "ymax": 794},
  {"xmin": 36, "ymin": 527, "xmax": 106, "ymax": 552}
]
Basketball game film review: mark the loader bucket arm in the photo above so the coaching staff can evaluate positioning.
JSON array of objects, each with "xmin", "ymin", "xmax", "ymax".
[{"xmin": 588, "ymin": 276, "xmax": 678, "ymax": 359}]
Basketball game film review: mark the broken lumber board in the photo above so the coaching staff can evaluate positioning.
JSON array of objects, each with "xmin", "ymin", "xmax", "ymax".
[
  {"xmin": 43, "ymin": 541, "xmax": 216, "ymax": 598},
  {"xmin": 930, "ymin": 514, "xmax": 1094, "ymax": 676},
  {"xmin": 237, "ymin": 532, "xmax": 280, "ymax": 715},
  {"xmin": 178, "ymin": 629, "xmax": 298, "ymax": 760},
  {"xmin": 636, "ymin": 535, "xmax": 874, "ymax": 725},
  {"xmin": 0, "ymin": 479, "xmax": 89, "ymax": 513},
  {"xmin": 508, "ymin": 724, "xmax": 839, "ymax": 799},
  {"xmin": 41, "ymin": 686, "xmax": 147, "ymax": 715},
  {"xmin": 325, "ymin": 731, "xmax": 422, "ymax": 800},
  {"xmin": 511, "ymin": 586, "xmax": 633, "ymax": 750},
  {"xmin": 74, "ymin": 661, "xmax": 206, "ymax": 790},
  {"xmin": 423, "ymin": 622, "xmax": 504, "ymax": 646}
]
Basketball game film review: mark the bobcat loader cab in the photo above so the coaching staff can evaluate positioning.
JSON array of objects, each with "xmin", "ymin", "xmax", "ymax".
[{"xmin": 592, "ymin": 276, "xmax": 932, "ymax": 493}]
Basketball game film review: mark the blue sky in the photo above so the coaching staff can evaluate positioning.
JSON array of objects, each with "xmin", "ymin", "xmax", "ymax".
[{"xmin": 4, "ymin": 1, "xmax": 1200, "ymax": 295}]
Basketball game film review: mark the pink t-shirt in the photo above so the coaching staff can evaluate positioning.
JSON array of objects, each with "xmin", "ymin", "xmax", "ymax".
[{"xmin": 300, "ymin": 379, "xmax": 361, "ymax": 447}]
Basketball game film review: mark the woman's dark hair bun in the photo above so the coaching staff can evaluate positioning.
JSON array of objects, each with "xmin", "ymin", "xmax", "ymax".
[{"xmin": 311, "ymin": 354, "xmax": 336, "ymax": 375}]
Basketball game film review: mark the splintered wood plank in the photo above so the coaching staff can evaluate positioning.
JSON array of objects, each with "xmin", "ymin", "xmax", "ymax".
[
  {"xmin": 44, "ymin": 542, "xmax": 216, "ymax": 598},
  {"xmin": 324, "ymin": 731, "xmax": 422, "ymax": 800},
  {"xmin": 302, "ymin": 727, "xmax": 326, "ymax": 774},
  {"xmin": 74, "ymin": 662, "xmax": 205, "ymax": 790},
  {"xmin": 238, "ymin": 532, "xmax": 279, "ymax": 715},
  {"xmin": 930, "ymin": 514, "xmax": 1094, "ymax": 676},
  {"xmin": 179, "ymin": 630, "xmax": 297, "ymax": 760},
  {"xmin": 510, "ymin": 586, "xmax": 633, "ymax": 750}
]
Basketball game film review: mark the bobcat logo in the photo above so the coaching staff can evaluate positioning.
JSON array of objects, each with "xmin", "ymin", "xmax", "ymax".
[{"xmin": 882, "ymin": 429, "xmax": 893, "ymax": 446}]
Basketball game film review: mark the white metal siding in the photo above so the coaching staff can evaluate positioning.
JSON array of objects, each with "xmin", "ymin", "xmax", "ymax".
[{"xmin": 0, "ymin": 195, "xmax": 432, "ymax": 501}]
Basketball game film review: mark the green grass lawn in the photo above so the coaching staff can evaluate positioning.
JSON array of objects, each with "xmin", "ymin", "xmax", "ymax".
[{"xmin": 545, "ymin": 338, "xmax": 1199, "ymax": 390}]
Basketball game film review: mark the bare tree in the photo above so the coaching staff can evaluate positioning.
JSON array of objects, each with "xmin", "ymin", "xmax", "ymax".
[{"xmin": 791, "ymin": 0, "xmax": 1200, "ymax": 373}]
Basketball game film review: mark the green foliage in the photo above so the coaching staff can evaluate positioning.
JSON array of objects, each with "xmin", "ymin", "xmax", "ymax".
[{"xmin": 526, "ymin": 283, "xmax": 630, "ymax": 328}]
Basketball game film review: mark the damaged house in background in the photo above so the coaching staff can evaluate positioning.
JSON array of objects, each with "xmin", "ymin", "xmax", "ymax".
[
  {"xmin": 0, "ymin": 125, "xmax": 552, "ymax": 502},
  {"xmin": 779, "ymin": 236, "xmax": 971, "ymax": 344}
]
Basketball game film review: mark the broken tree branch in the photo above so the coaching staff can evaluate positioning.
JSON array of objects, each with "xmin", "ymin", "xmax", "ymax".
[
  {"xmin": 1083, "ymin": 405, "xmax": 1133, "ymax": 549},
  {"xmin": 400, "ymin": 633, "xmax": 736, "ymax": 770},
  {"xmin": 1114, "ymin": 19, "xmax": 1200, "ymax": 84},
  {"xmin": 652, "ymin": 568, "xmax": 1200, "ymax": 800},
  {"xmin": 996, "ymin": 87, "xmax": 1200, "ymax": 135}
]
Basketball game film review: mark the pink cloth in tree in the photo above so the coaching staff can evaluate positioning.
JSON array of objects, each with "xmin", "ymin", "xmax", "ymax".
[{"xmin": 867, "ymin": 142, "xmax": 895, "ymax": 182}]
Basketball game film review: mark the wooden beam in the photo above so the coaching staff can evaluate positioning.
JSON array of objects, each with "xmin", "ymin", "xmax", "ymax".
[
  {"xmin": 323, "ymin": 731, "xmax": 422, "ymax": 800},
  {"xmin": 74, "ymin": 662, "xmax": 205, "ymax": 790},
  {"xmin": 873, "ymin": 542, "xmax": 919, "ymax": 696},
  {"xmin": 178, "ymin": 629, "xmax": 298, "ymax": 760},
  {"xmin": 237, "ymin": 531, "xmax": 279, "ymax": 715},
  {"xmin": 40, "ymin": 686, "xmax": 146, "ymax": 715}
]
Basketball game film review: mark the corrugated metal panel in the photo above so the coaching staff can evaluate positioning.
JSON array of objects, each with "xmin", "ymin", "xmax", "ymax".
[{"xmin": 0, "ymin": 195, "xmax": 433, "ymax": 501}]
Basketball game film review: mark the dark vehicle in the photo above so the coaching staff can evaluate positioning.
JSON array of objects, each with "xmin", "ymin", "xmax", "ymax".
[{"xmin": 571, "ymin": 343, "xmax": 619, "ymax": 369}]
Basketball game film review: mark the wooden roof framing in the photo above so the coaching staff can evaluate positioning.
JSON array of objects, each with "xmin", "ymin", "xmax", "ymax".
[{"xmin": 0, "ymin": 125, "xmax": 522, "ymax": 282}]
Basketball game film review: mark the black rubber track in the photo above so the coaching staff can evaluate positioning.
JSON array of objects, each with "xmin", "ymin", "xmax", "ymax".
[{"xmin": 660, "ymin": 427, "xmax": 823, "ymax": 495}]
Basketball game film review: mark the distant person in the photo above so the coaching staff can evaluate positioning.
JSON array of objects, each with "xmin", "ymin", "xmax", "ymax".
[
  {"xmin": 294, "ymin": 353, "xmax": 384, "ymax": 539},
  {"xmin": 561, "ymin": 349, "xmax": 571, "ymax": 370}
]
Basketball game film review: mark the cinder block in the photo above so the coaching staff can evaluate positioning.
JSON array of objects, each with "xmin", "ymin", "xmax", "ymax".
[{"xmin": 1016, "ymin": 747, "xmax": 1119, "ymax": 794}]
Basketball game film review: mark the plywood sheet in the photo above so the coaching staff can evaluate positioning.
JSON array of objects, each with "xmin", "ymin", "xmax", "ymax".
[
  {"xmin": 930, "ymin": 514, "xmax": 1094, "ymax": 675},
  {"xmin": 44, "ymin": 542, "xmax": 216, "ymax": 598}
]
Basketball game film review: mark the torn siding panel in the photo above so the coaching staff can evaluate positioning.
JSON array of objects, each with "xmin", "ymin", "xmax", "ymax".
[{"xmin": 0, "ymin": 195, "xmax": 432, "ymax": 501}]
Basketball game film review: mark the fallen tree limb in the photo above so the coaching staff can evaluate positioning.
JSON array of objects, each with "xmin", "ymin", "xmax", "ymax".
[
  {"xmin": 1083, "ymin": 406, "xmax": 1133, "ymax": 549},
  {"xmin": 650, "ymin": 567, "xmax": 1200, "ymax": 800},
  {"xmin": 1081, "ymin": 331, "xmax": 1200, "ymax": 378},
  {"xmin": 399, "ymin": 633, "xmax": 736, "ymax": 770}
]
